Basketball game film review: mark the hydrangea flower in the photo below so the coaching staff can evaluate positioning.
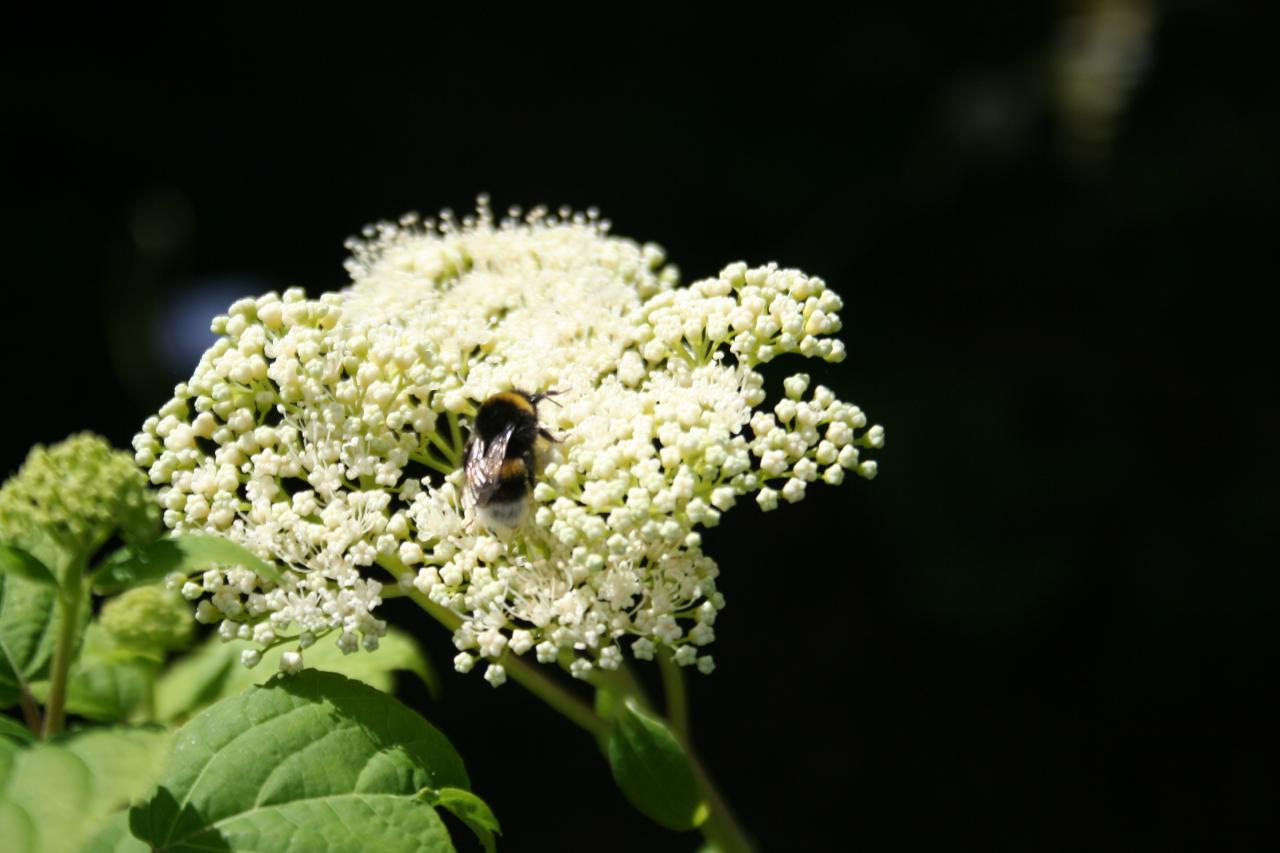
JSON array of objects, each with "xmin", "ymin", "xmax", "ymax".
[{"xmin": 134, "ymin": 200, "xmax": 883, "ymax": 680}]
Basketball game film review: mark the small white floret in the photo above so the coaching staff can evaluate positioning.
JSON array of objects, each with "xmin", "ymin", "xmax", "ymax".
[
  {"xmin": 279, "ymin": 651, "xmax": 304, "ymax": 675},
  {"xmin": 484, "ymin": 663, "xmax": 507, "ymax": 687},
  {"xmin": 781, "ymin": 478, "xmax": 807, "ymax": 503}
]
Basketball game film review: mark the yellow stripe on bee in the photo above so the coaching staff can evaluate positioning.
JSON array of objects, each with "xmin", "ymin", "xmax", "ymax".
[
  {"xmin": 500, "ymin": 458, "xmax": 527, "ymax": 480},
  {"xmin": 490, "ymin": 391, "xmax": 536, "ymax": 415}
]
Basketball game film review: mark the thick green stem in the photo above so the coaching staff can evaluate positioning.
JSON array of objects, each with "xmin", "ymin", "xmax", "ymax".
[
  {"xmin": 501, "ymin": 648, "xmax": 610, "ymax": 737},
  {"xmin": 42, "ymin": 565, "xmax": 85, "ymax": 738},
  {"xmin": 657, "ymin": 650, "xmax": 689, "ymax": 742}
]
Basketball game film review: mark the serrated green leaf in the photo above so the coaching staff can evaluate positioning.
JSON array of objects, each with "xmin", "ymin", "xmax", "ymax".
[
  {"xmin": 422, "ymin": 787, "xmax": 501, "ymax": 853},
  {"xmin": 131, "ymin": 669, "xmax": 471, "ymax": 852},
  {"xmin": 606, "ymin": 698, "xmax": 707, "ymax": 831},
  {"xmin": 0, "ymin": 726, "xmax": 170, "ymax": 853},
  {"xmin": 154, "ymin": 627, "xmax": 435, "ymax": 725},
  {"xmin": 0, "ymin": 713, "xmax": 35, "ymax": 744},
  {"xmin": 0, "ymin": 542, "xmax": 59, "ymax": 589},
  {"xmin": 92, "ymin": 535, "xmax": 283, "ymax": 595}
]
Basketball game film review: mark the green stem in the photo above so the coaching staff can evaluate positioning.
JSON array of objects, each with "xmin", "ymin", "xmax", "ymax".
[
  {"xmin": 424, "ymin": 431, "xmax": 459, "ymax": 467},
  {"xmin": 658, "ymin": 651, "xmax": 753, "ymax": 852},
  {"xmin": 447, "ymin": 412, "xmax": 463, "ymax": 461},
  {"xmin": 689, "ymin": 751, "xmax": 755, "ymax": 853},
  {"xmin": 414, "ymin": 586, "xmax": 608, "ymax": 737},
  {"xmin": 409, "ymin": 450, "xmax": 456, "ymax": 476},
  {"xmin": 43, "ymin": 562, "xmax": 85, "ymax": 738},
  {"xmin": 501, "ymin": 647, "xmax": 610, "ymax": 737},
  {"xmin": 17, "ymin": 684, "xmax": 42, "ymax": 735},
  {"xmin": 578, "ymin": 655, "xmax": 652, "ymax": 712},
  {"xmin": 142, "ymin": 662, "xmax": 158, "ymax": 724},
  {"xmin": 378, "ymin": 560, "xmax": 609, "ymax": 738},
  {"xmin": 657, "ymin": 650, "xmax": 689, "ymax": 742}
]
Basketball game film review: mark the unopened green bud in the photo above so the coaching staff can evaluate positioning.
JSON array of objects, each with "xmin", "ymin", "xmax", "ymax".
[
  {"xmin": 0, "ymin": 433, "xmax": 161, "ymax": 560},
  {"xmin": 100, "ymin": 584, "xmax": 194, "ymax": 655}
]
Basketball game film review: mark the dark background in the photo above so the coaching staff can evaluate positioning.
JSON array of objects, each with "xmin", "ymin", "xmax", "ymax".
[{"xmin": 3, "ymin": 4, "xmax": 1277, "ymax": 849}]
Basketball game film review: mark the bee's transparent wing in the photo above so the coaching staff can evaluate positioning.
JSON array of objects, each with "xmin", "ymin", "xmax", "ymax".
[{"xmin": 463, "ymin": 424, "xmax": 515, "ymax": 511}]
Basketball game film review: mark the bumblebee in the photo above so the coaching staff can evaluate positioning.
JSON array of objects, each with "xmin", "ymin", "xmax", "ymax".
[{"xmin": 463, "ymin": 390, "xmax": 559, "ymax": 535}]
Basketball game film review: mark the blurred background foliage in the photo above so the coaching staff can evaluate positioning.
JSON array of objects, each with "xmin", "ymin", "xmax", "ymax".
[{"xmin": 3, "ymin": 2, "xmax": 1276, "ymax": 848}]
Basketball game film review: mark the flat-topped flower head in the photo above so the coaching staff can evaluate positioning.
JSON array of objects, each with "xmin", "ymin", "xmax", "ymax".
[{"xmin": 135, "ymin": 199, "xmax": 883, "ymax": 678}]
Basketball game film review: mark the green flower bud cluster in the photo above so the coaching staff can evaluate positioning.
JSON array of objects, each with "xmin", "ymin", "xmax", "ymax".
[
  {"xmin": 0, "ymin": 433, "xmax": 160, "ymax": 561},
  {"xmin": 99, "ymin": 584, "xmax": 194, "ymax": 656}
]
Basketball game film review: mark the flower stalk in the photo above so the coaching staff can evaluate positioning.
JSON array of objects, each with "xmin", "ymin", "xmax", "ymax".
[
  {"xmin": 658, "ymin": 649, "xmax": 690, "ymax": 742},
  {"xmin": 42, "ymin": 559, "xmax": 86, "ymax": 737}
]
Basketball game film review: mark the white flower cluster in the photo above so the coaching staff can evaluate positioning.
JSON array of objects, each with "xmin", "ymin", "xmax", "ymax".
[{"xmin": 135, "ymin": 200, "xmax": 883, "ymax": 682}]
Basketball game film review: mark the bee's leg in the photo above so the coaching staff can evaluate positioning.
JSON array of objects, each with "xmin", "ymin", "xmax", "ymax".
[
  {"xmin": 531, "ymin": 390, "xmax": 564, "ymax": 444},
  {"xmin": 530, "ymin": 389, "xmax": 564, "ymax": 407}
]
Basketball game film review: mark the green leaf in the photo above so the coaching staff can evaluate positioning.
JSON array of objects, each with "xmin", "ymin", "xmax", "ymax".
[
  {"xmin": 131, "ymin": 669, "xmax": 472, "ymax": 852},
  {"xmin": 0, "ymin": 542, "xmax": 59, "ymax": 589},
  {"xmin": 152, "ymin": 633, "xmax": 239, "ymax": 726},
  {"xmin": 605, "ymin": 697, "xmax": 708, "ymax": 831},
  {"xmin": 0, "ymin": 713, "xmax": 35, "ymax": 745},
  {"xmin": 154, "ymin": 627, "xmax": 435, "ymax": 725},
  {"xmin": 225, "ymin": 629, "xmax": 435, "ymax": 698},
  {"xmin": 92, "ymin": 535, "xmax": 283, "ymax": 595},
  {"xmin": 0, "ymin": 726, "xmax": 170, "ymax": 853},
  {"xmin": 421, "ymin": 787, "xmax": 501, "ymax": 853},
  {"xmin": 0, "ymin": 573, "xmax": 60, "ymax": 703},
  {"xmin": 80, "ymin": 811, "xmax": 149, "ymax": 853},
  {"xmin": 61, "ymin": 659, "xmax": 151, "ymax": 722},
  {"xmin": 0, "ymin": 529, "xmax": 90, "ymax": 709}
]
